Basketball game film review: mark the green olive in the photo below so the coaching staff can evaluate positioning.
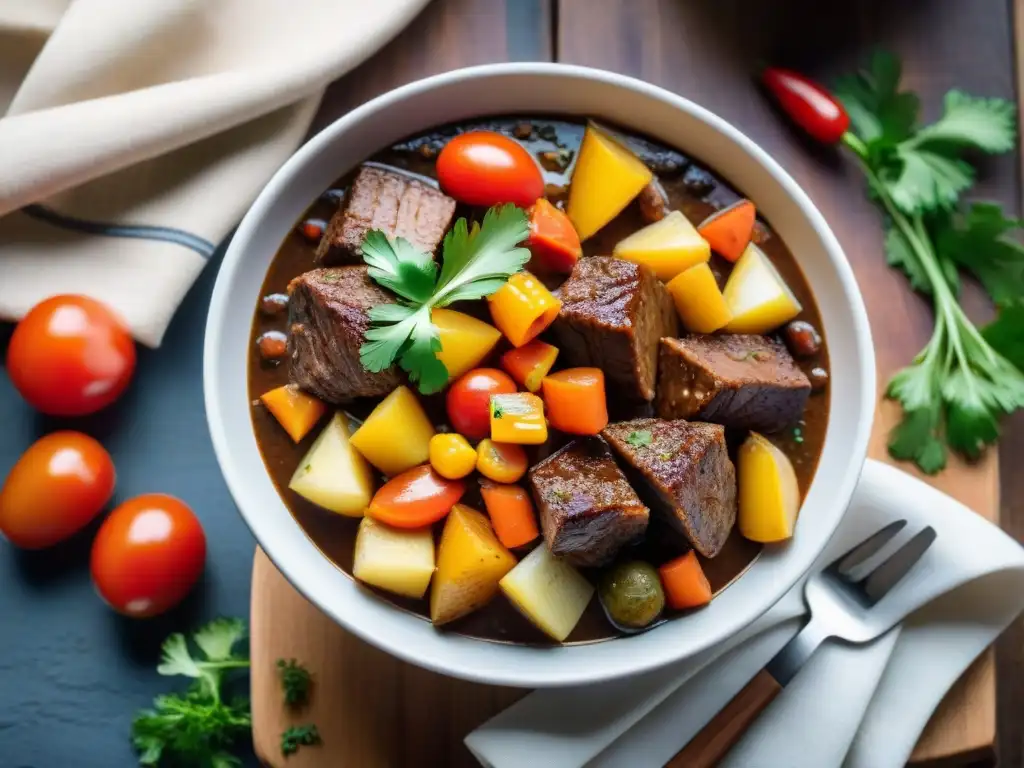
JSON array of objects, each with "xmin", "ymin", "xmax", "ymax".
[{"xmin": 598, "ymin": 561, "xmax": 665, "ymax": 630}]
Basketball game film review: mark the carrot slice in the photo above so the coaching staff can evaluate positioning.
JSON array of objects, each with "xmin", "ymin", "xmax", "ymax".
[
  {"xmin": 541, "ymin": 368, "xmax": 609, "ymax": 435},
  {"xmin": 527, "ymin": 198, "xmax": 582, "ymax": 273},
  {"xmin": 697, "ymin": 199, "xmax": 756, "ymax": 263},
  {"xmin": 658, "ymin": 551, "xmax": 713, "ymax": 610},
  {"xmin": 480, "ymin": 481, "xmax": 540, "ymax": 549},
  {"xmin": 501, "ymin": 340, "xmax": 559, "ymax": 392},
  {"xmin": 260, "ymin": 385, "xmax": 327, "ymax": 442}
]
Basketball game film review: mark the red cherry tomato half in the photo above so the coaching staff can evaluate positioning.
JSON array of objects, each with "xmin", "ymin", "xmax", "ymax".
[
  {"xmin": 367, "ymin": 464, "xmax": 466, "ymax": 529},
  {"xmin": 446, "ymin": 368, "xmax": 517, "ymax": 440},
  {"xmin": 90, "ymin": 494, "xmax": 206, "ymax": 618},
  {"xmin": 0, "ymin": 432, "xmax": 116, "ymax": 549},
  {"xmin": 6, "ymin": 295, "xmax": 136, "ymax": 417},
  {"xmin": 436, "ymin": 131, "xmax": 544, "ymax": 208}
]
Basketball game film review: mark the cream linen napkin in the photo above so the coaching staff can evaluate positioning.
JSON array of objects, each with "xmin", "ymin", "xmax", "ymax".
[
  {"xmin": 0, "ymin": 0, "xmax": 429, "ymax": 346},
  {"xmin": 465, "ymin": 460, "xmax": 1024, "ymax": 768}
]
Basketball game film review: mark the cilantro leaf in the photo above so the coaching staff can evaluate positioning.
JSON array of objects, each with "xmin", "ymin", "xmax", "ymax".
[
  {"xmin": 884, "ymin": 224, "xmax": 931, "ymax": 294},
  {"xmin": 885, "ymin": 147, "xmax": 974, "ymax": 213},
  {"xmin": 935, "ymin": 202, "xmax": 1024, "ymax": 305},
  {"xmin": 912, "ymin": 90, "xmax": 1016, "ymax": 154},
  {"xmin": 194, "ymin": 618, "xmax": 247, "ymax": 663},
  {"xmin": 886, "ymin": 355, "xmax": 948, "ymax": 473},
  {"xmin": 626, "ymin": 430, "xmax": 653, "ymax": 448},
  {"xmin": 360, "ymin": 205, "xmax": 529, "ymax": 393},
  {"xmin": 833, "ymin": 50, "xmax": 919, "ymax": 147},
  {"xmin": 133, "ymin": 619, "xmax": 252, "ymax": 768},
  {"xmin": 361, "ymin": 231, "xmax": 437, "ymax": 304},
  {"xmin": 982, "ymin": 301, "xmax": 1024, "ymax": 372}
]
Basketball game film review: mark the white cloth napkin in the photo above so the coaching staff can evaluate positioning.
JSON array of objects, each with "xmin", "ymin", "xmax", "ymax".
[
  {"xmin": 465, "ymin": 460, "xmax": 1024, "ymax": 768},
  {"xmin": 0, "ymin": 0, "xmax": 429, "ymax": 346}
]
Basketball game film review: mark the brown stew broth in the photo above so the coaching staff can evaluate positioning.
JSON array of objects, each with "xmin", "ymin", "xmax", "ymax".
[{"xmin": 247, "ymin": 118, "xmax": 830, "ymax": 644}]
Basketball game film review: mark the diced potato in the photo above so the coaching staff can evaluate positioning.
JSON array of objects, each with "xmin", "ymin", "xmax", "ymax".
[
  {"xmin": 289, "ymin": 413, "xmax": 375, "ymax": 517},
  {"xmin": 666, "ymin": 262, "xmax": 732, "ymax": 333},
  {"xmin": 613, "ymin": 210, "xmax": 711, "ymax": 281},
  {"xmin": 351, "ymin": 386, "xmax": 435, "ymax": 477},
  {"xmin": 431, "ymin": 504, "xmax": 516, "ymax": 625},
  {"xmin": 737, "ymin": 432, "xmax": 800, "ymax": 543},
  {"xmin": 567, "ymin": 122, "xmax": 653, "ymax": 241},
  {"xmin": 500, "ymin": 545, "xmax": 594, "ymax": 642},
  {"xmin": 433, "ymin": 308, "xmax": 502, "ymax": 380},
  {"xmin": 260, "ymin": 384, "xmax": 327, "ymax": 443},
  {"xmin": 353, "ymin": 517, "xmax": 435, "ymax": 599},
  {"xmin": 722, "ymin": 243, "xmax": 802, "ymax": 334}
]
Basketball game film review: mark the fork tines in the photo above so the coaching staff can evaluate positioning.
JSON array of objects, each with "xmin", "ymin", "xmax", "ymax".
[{"xmin": 828, "ymin": 520, "xmax": 938, "ymax": 606}]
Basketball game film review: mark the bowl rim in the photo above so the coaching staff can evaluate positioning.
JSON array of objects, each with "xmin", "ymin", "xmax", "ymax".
[{"xmin": 204, "ymin": 61, "xmax": 875, "ymax": 688}]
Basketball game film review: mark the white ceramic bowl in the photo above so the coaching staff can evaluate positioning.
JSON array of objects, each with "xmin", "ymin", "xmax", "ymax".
[{"xmin": 204, "ymin": 64, "xmax": 875, "ymax": 688}]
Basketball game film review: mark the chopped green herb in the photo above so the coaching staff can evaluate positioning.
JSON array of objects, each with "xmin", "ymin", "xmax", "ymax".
[
  {"xmin": 552, "ymin": 489, "xmax": 572, "ymax": 503},
  {"xmin": 626, "ymin": 430, "xmax": 653, "ymax": 448},
  {"xmin": 276, "ymin": 659, "xmax": 312, "ymax": 707},
  {"xmin": 281, "ymin": 724, "xmax": 321, "ymax": 757},
  {"xmin": 360, "ymin": 205, "xmax": 530, "ymax": 394},
  {"xmin": 658, "ymin": 452, "xmax": 674, "ymax": 462},
  {"xmin": 491, "ymin": 402, "xmax": 505, "ymax": 419},
  {"xmin": 793, "ymin": 427, "xmax": 804, "ymax": 445}
]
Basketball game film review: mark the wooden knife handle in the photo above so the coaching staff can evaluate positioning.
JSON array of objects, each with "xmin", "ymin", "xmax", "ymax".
[{"xmin": 667, "ymin": 670, "xmax": 782, "ymax": 768}]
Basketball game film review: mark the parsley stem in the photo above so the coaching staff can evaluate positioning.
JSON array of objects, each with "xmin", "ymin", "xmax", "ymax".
[{"xmin": 841, "ymin": 131, "xmax": 869, "ymax": 160}]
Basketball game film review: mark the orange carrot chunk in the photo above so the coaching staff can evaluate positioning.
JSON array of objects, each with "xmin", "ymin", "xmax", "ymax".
[
  {"xmin": 260, "ymin": 385, "xmax": 327, "ymax": 443},
  {"xmin": 501, "ymin": 340, "xmax": 559, "ymax": 392},
  {"xmin": 526, "ymin": 198, "xmax": 583, "ymax": 273},
  {"xmin": 541, "ymin": 368, "xmax": 609, "ymax": 435},
  {"xmin": 697, "ymin": 199, "xmax": 756, "ymax": 263},
  {"xmin": 480, "ymin": 480, "xmax": 540, "ymax": 549},
  {"xmin": 658, "ymin": 551, "xmax": 713, "ymax": 610}
]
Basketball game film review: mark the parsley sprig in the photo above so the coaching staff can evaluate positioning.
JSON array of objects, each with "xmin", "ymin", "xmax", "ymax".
[
  {"xmin": 833, "ymin": 52, "xmax": 1024, "ymax": 473},
  {"xmin": 131, "ymin": 619, "xmax": 251, "ymax": 768},
  {"xmin": 360, "ymin": 204, "xmax": 530, "ymax": 394}
]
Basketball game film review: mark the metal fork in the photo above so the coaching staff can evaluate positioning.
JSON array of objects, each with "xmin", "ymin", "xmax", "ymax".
[
  {"xmin": 688, "ymin": 520, "xmax": 938, "ymax": 765},
  {"xmin": 767, "ymin": 519, "xmax": 937, "ymax": 684}
]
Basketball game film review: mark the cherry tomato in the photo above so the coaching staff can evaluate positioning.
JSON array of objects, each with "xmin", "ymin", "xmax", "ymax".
[
  {"xmin": 7, "ymin": 295, "xmax": 136, "ymax": 417},
  {"xmin": 436, "ymin": 131, "xmax": 544, "ymax": 208},
  {"xmin": 0, "ymin": 432, "xmax": 115, "ymax": 549},
  {"xmin": 90, "ymin": 494, "xmax": 206, "ymax": 617},
  {"xmin": 446, "ymin": 368, "xmax": 517, "ymax": 440},
  {"xmin": 367, "ymin": 465, "xmax": 466, "ymax": 529}
]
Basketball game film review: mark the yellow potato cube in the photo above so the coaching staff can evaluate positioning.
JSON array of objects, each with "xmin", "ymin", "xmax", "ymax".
[
  {"xmin": 433, "ymin": 308, "xmax": 502, "ymax": 380},
  {"xmin": 567, "ymin": 122, "xmax": 653, "ymax": 241},
  {"xmin": 351, "ymin": 386, "xmax": 435, "ymax": 477},
  {"xmin": 431, "ymin": 504, "xmax": 516, "ymax": 625},
  {"xmin": 666, "ymin": 262, "xmax": 733, "ymax": 333},
  {"xmin": 288, "ymin": 413, "xmax": 374, "ymax": 517},
  {"xmin": 737, "ymin": 432, "xmax": 800, "ymax": 543},
  {"xmin": 723, "ymin": 243, "xmax": 802, "ymax": 334},
  {"xmin": 499, "ymin": 544, "xmax": 594, "ymax": 642},
  {"xmin": 353, "ymin": 517, "xmax": 435, "ymax": 599},
  {"xmin": 613, "ymin": 210, "xmax": 711, "ymax": 281}
]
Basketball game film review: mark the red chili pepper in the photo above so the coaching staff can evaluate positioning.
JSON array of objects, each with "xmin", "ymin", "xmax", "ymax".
[{"xmin": 761, "ymin": 68, "xmax": 850, "ymax": 145}]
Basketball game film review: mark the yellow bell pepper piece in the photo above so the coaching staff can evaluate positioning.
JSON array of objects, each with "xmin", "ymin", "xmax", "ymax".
[
  {"xmin": 612, "ymin": 210, "xmax": 711, "ymax": 281},
  {"xmin": 350, "ymin": 386, "xmax": 435, "ymax": 477},
  {"xmin": 488, "ymin": 272, "xmax": 561, "ymax": 348},
  {"xmin": 429, "ymin": 433, "xmax": 478, "ymax": 480},
  {"xmin": 431, "ymin": 504, "xmax": 517, "ymax": 625},
  {"xmin": 432, "ymin": 308, "xmax": 502, "ymax": 380},
  {"xmin": 568, "ymin": 122, "xmax": 653, "ymax": 241},
  {"xmin": 489, "ymin": 392, "xmax": 548, "ymax": 445},
  {"xmin": 737, "ymin": 432, "xmax": 800, "ymax": 543},
  {"xmin": 666, "ymin": 263, "xmax": 733, "ymax": 333},
  {"xmin": 723, "ymin": 243, "xmax": 802, "ymax": 334}
]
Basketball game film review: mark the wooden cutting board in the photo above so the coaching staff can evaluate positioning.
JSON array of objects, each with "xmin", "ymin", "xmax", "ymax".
[{"xmin": 249, "ymin": 0, "xmax": 1014, "ymax": 765}]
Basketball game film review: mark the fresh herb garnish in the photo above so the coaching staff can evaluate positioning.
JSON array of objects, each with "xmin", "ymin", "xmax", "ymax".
[
  {"xmin": 626, "ymin": 430, "xmax": 653, "ymax": 448},
  {"xmin": 131, "ymin": 619, "xmax": 251, "ymax": 768},
  {"xmin": 360, "ymin": 205, "xmax": 530, "ymax": 394},
  {"xmin": 828, "ymin": 52, "xmax": 1024, "ymax": 473},
  {"xmin": 281, "ymin": 724, "xmax": 322, "ymax": 757},
  {"xmin": 658, "ymin": 452, "xmax": 674, "ymax": 462},
  {"xmin": 552, "ymin": 488, "xmax": 572, "ymax": 503},
  {"xmin": 277, "ymin": 658, "xmax": 312, "ymax": 707},
  {"xmin": 793, "ymin": 427, "xmax": 804, "ymax": 445},
  {"xmin": 491, "ymin": 402, "xmax": 505, "ymax": 419}
]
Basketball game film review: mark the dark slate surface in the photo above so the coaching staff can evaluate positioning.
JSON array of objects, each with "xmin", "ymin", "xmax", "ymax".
[{"xmin": 0, "ymin": 243, "xmax": 260, "ymax": 768}]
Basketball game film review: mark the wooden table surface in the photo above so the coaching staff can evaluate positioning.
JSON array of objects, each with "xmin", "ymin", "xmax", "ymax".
[{"xmin": 248, "ymin": 0, "xmax": 1023, "ymax": 766}]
